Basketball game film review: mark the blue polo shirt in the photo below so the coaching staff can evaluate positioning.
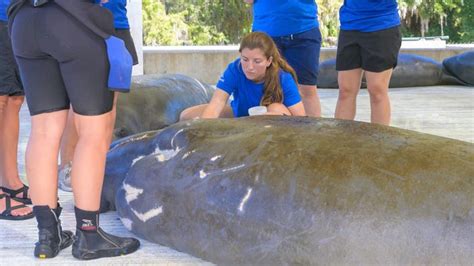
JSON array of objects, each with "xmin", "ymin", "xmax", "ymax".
[
  {"xmin": 216, "ymin": 58, "xmax": 301, "ymax": 117},
  {"xmin": 0, "ymin": 0, "xmax": 9, "ymax": 22},
  {"xmin": 339, "ymin": 0, "xmax": 400, "ymax": 32},
  {"xmin": 96, "ymin": 0, "xmax": 129, "ymax": 29},
  {"xmin": 252, "ymin": 0, "xmax": 319, "ymax": 37}
]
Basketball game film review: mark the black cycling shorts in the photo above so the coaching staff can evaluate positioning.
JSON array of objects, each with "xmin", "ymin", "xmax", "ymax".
[
  {"xmin": 10, "ymin": 2, "xmax": 114, "ymax": 116},
  {"xmin": 336, "ymin": 26, "xmax": 402, "ymax": 73}
]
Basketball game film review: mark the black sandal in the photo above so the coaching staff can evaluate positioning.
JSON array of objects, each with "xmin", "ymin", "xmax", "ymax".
[
  {"xmin": 0, "ymin": 184, "xmax": 32, "ymax": 204},
  {"xmin": 0, "ymin": 193, "xmax": 34, "ymax": 220}
]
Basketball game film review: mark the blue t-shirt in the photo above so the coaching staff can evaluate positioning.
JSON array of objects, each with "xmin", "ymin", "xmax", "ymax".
[
  {"xmin": 252, "ymin": 0, "xmax": 319, "ymax": 37},
  {"xmin": 216, "ymin": 59, "xmax": 301, "ymax": 117},
  {"xmin": 96, "ymin": 0, "xmax": 129, "ymax": 29},
  {"xmin": 339, "ymin": 0, "xmax": 400, "ymax": 32},
  {"xmin": 0, "ymin": 0, "xmax": 10, "ymax": 22}
]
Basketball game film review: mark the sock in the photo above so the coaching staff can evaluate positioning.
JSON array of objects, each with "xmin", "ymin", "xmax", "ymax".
[
  {"xmin": 33, "ymin": 204, "xmax": 61, "ymax": 230},
  {"xmin": 75, "ymin": 207, "xmax": 99, "ymax": 231}
]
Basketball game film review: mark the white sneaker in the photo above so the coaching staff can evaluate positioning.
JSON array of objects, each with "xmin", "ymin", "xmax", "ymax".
[{"xmin": 58, "ymin": 162, "xmax": 72, "ymax": 192}]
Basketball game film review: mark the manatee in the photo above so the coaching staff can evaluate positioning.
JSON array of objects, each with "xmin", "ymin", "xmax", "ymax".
[
  {"xmin": 114, "ymin": 74, "xmax": 214, "ymax": 139},
  {"xmin": 442, "ymin": 51, "xmax": 474, "ymax": 86},
  {"xmin": 102, "ymin": 117, "xmax": 474, "ymax": 264},
  {"xmin": 317, "ymin": 54, "xmax": 463, "ymax": 88}
]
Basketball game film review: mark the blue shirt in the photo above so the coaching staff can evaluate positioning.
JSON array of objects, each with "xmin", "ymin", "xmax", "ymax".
[
  {"xmin": 0, "ymin": 0, "xmax": 10, "ymax": 22},
  {"xmin": 252, "ymin": 0, "xmax": 319, "ymax": 37},
  {"xmin": 216, "ymin": 59, "xmax": 301, "ymax": 117},
  {"xmin": 339, "ymin": 0, "xmax": 400, "ymax": 32},
  {"xmin": 96, "ymin": 0, "xmax": 129, "ymax": 29}
]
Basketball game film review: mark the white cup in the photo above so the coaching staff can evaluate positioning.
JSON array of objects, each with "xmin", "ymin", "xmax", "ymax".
[{"xmin": 248, "ymin": 106, "xmax": 267, "ymax": 116}]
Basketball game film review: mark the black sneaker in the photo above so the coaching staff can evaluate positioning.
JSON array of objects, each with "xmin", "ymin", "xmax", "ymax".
[
  {"xmin": 72, "ymin": 227, "xmax": 140, "ymax": 260},
  {"xmin": 34, "ymin": 208, "xmax": 74, "ymax": 259}
]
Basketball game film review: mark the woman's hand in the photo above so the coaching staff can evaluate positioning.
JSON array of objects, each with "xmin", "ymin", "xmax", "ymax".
[
  {"xmin": 243, "ymin": 0, "xmax": 254, "ymax": 4},
  {"xmin": 201, "ymin": 89, "xmax": 230, "ymax": 119}
]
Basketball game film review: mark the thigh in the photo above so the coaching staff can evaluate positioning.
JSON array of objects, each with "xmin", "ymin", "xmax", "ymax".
[
  {"xmin": 360, "ymin": 26, "xmax": 402, "ymax": 72},
  {"xmin": 14, "ymin": 56, "xmax": 69, "ymax": 116},
  {"xmin": 283, "ymin": 27, "xmax": 322, "ymax": 86},
  {"xmin": 336, "ymin": 30, "xmax": 362, "ymax": 71},
  {"xmin": 0, "ymin": 21, "xmax": 23, "ymax": 97}
]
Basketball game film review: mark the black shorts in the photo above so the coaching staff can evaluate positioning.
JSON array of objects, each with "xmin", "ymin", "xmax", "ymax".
[
  {"xmin": 0, "ymin": 21, "xmax": 24, "ymax": 97},
  {"xmin": 336, "ymin": 26, "xmax": 402, "ymax": 72},
  {"xmin": 114, "ymin": 28, "xmax": 138, "ymax": 65},
  {"xmin": 10, "ymin": 2, "xmax": 114, "ymax": 116}
]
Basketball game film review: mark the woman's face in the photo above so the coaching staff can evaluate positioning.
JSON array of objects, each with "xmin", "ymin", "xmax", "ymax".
[{"xmin": 240, "ymin": 48, "xmax": 272, "ymax": 82}]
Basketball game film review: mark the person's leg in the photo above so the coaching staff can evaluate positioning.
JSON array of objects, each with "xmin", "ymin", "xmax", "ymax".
[
  {"xmin": 365, "ymin": 69, "xmax": 393, "ymax": 125},
  {"xmin": 298, "ymin": 84, "xmax": 321, "ymax": 117},
  {"xmin": 0, "ymin": 95, "xmax": 31, "ymax": 218},
  {"xmin": 266, "ymin": 103, "xmax": 291, "ymax": 116},
  {"xmin": 59, "ymin": 109, "xmax": 77, "ymax": 170},
  {"xmin": 335, "ymin": 69, "xmax": 363, "ymax": 120},
  {"xmin": 180, "ymin": 104, "xmax": 233, "ymax": 121},
  {"xmin": 281, "ymin": 27, "xmax": 322, "ymax": 117},
  {"xmin": 26, "ymin": 110, "xmax": 69, "ymax": 208},
  {"xmin": 0, "ymin": 96, "xmax": 25, "ymax": 190},
  {"xmin": 70, "ymin": 110, "xmax": 114, "ymax": 211}
]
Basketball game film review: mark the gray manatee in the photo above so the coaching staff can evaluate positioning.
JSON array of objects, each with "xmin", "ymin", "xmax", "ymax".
[
  {"xmin": 114, "ymin": 74, "xmax": 214, "ymax": 139},
  {"xmin": 442, "ymin": 51, "xmax": 474, "ymax": 86},
  {"xmin": 317, "ymin": 54, "xmax": 463, "ymax": 88},
  {"xmin": 102, "ymin": 117, "xmax": 474, "ymax": 265}
]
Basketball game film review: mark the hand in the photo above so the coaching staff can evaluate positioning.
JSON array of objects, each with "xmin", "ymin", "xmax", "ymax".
[
  {"xmin": 243, "ymin": 0, "xmax": 254, "ymax": 4},
  {"xmin": 100, "ymin": 0, "xmax": 109, "ymax": 4}
]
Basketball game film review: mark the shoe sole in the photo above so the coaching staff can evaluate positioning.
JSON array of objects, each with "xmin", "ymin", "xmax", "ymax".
[
  {"xmin": 34, "ymin": 232, "xmax": 74, "ymax": 259},
  {"xmin": 72, "ymin": 240, "xmax": 140, "ymax": 260}
]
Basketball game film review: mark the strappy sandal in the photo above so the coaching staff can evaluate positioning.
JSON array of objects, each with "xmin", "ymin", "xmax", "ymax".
[
  {"xmin": 0, "ymin": 193, "xmax": 34, "ymax": 220},
  {"xmin": 0, "ymin": 184, "xmax": 32, "ymax": 205}
]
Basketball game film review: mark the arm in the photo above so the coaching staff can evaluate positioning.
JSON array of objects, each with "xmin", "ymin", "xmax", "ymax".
[
  {"xmin": 288, "ymin": 102, "xmax": 306, "ymax": 116},
  {"xmin": 201, "ymin": 89, "xmax": 231, "ymax": 119},
  {"xmin": 243, "ymin": 0, "xmax": 254, "ymax": 4}
]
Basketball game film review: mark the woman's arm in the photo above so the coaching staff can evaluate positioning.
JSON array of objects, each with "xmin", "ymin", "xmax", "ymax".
[
  {"xmin": 201, "ymin": 89, "xmax": 231, "ymax": 119},
  {"xmin": 288, "ymin": 102, "xmax": 306, "ymax": 116}
]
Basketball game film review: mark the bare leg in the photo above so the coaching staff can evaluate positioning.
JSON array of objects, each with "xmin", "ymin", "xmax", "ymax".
[
  {"xmin": 266, "ymin": 103, "xmax": 291, "ymax": 116},
  {"xmin": 58, "ymin": 109, "xmax": 77, "ymax": 170},
  {"xmin": 0, "ymin": 95, "xmax": 31, "ymax": 217},
  {"xmin": 365, "ymin": 69, "xmax": 393, "ymax": 125},
  {"xmin": 71, "ymin": 105, "xmax": 116, "ymax": 211},
  {"xmin": 0, "ymin": 96, "xmax": 24, "ymax": 189},
  {"xmin": 298, "ymin": 84, "xmax": 321, "ymax": 117},
  {"xmin": 179, "ymin": 104, "xmax": 233, "ymax": 121},
  {"xmin": 26, "ymin": 110, "xmax": 69, "ymax": 208},
  {"xmin": 335, "ymin": 69, "xmax": 363, "ymax": 120}
]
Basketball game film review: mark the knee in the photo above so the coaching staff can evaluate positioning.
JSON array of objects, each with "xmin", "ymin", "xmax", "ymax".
[
  {"xmin": 267, "ymin": 103, "xmax": 291, "ymax": 116},
  {"xmin": 8, "ymin": 96, "xmax": 24, "ymax": 109},
  {"xmin": 298, "ymin": 85, "xmax": 318, "ymax": 99},
  {"xmin": 368, "ymin": 85, "xmax": 389, "ymax": 104},
  {"xmin": 338, "ymin": 81, "xmax": 359, "ymax": 100}
]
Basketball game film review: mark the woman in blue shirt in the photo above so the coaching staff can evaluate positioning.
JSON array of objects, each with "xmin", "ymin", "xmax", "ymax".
[
  {"xmin": 335, "ymin": 0, "xmax": 402, "ymax": 125},
  {"xmin": 180, "ymin": 32, "xmax": 305, "ymax": 120}
]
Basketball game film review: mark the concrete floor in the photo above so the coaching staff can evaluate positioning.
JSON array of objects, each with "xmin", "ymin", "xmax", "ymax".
[{"xmin": 1, "ymin": 85, "xmax": 473, "ymax": 265}]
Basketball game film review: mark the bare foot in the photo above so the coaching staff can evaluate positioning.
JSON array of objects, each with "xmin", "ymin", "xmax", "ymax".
[{"xmin": 0, "ymin": 193, "xmax": 32, "ymax": 217}]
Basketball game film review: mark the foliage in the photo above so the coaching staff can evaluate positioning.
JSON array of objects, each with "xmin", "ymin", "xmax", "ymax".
[{"xmin": 142, "ymin": 0, "xmax": 473, "ymax": 45}]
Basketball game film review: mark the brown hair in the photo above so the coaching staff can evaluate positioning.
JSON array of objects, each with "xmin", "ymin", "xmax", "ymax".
[{"xmin": 239, "ymin": 32, "xmax": 298, "ymax": 106}]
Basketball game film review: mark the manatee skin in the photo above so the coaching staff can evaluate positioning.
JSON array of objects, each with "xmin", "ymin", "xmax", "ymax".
[
  {"xmin": 108, "ymin": 117, "xmax": 473, "ymax": 264},
  {"xmin": 442, "ymin": 51, "xmax": 474, "ymax": 86},
  {"xmin": 317, "ymin": 54, "xmax": 462, "ymax": 88},
  {"xmin": 114, "ymin": 74, "xmax": 214, "ymax": 139},
  {"xmin": 100, "ymin": 131, "xmax": 158, "ymax": 212},
  {"xmin": 316, "ymin": 58, "xmax": 338, "ymax": 88}
]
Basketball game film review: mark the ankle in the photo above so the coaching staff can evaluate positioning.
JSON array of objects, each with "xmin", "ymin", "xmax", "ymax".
[{"xmin": 75, "ymin": 206, "xmax": 99, "ymax": 232}]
